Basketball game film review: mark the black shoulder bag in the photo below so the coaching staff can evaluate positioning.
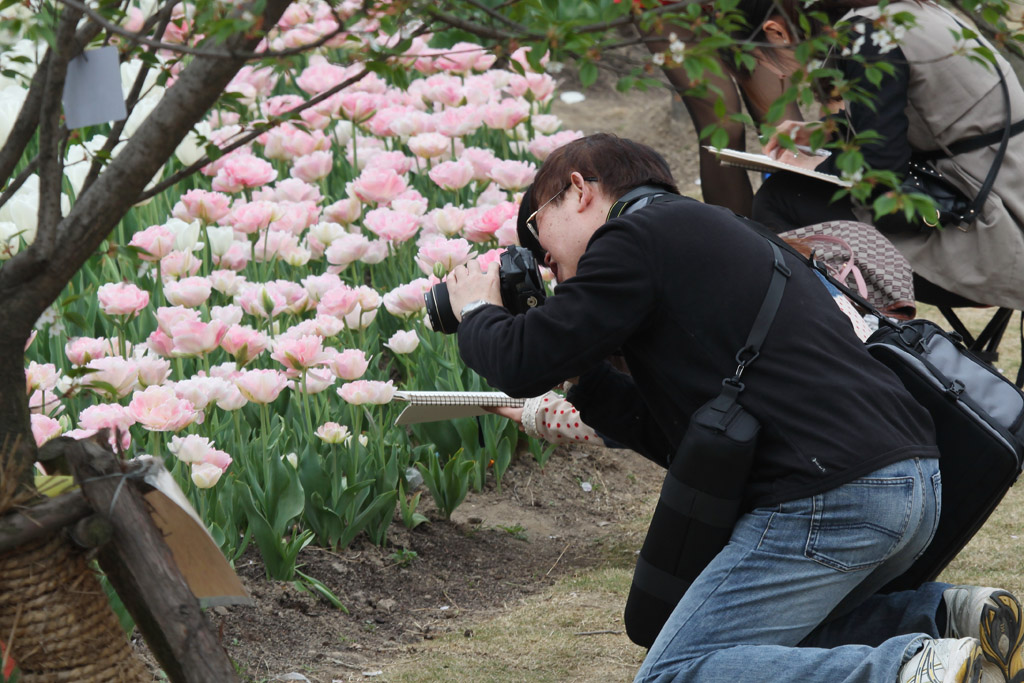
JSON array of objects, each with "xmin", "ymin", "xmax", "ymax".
[{"xmin": 623, "ymin": 240, "xmax": 791, "ymax": 648}]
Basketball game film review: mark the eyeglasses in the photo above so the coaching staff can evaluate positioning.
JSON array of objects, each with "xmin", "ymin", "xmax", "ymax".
[{"xmin": 525, "ymin": 177, "xmax": 599, "ymax": 242}]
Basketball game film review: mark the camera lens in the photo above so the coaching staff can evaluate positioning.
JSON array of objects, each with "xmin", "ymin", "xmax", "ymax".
[{"xmin": 424, "ymin": 282, "xmax": 460, "ymax": 334}]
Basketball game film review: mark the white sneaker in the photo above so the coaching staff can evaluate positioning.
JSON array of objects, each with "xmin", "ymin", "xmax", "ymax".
[
  {"xmin": 899, "ymin": 637, "xmax": 985, "ymax": 683},
  {"xmin": 945, "ymin": 585, "xmax": 1024, "ymax": 682}
]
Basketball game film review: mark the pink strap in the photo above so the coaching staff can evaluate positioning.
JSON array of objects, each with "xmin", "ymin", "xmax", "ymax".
[{"xmin": 807, "ymin": 235, "xmax": 869, "ymax": 300}]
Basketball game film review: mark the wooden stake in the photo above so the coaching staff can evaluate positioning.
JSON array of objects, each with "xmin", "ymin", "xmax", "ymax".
[{"xmin": 65, "ymin": 438, "xmax": 239, "ymax": 683}]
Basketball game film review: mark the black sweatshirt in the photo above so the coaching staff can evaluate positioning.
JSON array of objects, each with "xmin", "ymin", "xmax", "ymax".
[{"xmin": 457, "ymin": 197, "xmax": 938, "ymax": 509}]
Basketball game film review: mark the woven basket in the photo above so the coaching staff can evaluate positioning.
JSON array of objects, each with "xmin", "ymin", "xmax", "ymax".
[{"xmin": 0, "ymin": 530, "xmax": 150, "ymax": 682}]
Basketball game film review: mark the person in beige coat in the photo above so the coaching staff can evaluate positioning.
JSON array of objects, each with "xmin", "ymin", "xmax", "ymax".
[{"xmin": 747, "ymin": 0, "xmax": 1024, "ymax": 311}]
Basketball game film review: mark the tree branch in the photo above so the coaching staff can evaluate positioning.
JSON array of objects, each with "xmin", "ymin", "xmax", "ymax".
[{"xmin": 35, "ymin": 5, "xmax": 83, "ymax": 262}]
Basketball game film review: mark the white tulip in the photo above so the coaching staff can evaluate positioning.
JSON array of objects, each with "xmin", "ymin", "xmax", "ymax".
[
  {"xmin": 175, "ymin": 121, "xmax": 212, "ymax": 167},
  {"xmin": 0, "ymin": 221, "xmax": 23, "ymax": 259},
  {"xmin": 0, "ymin": 86, "xmax": 27, "ymax": 149},
  {"xmin": 164, "ymin": 217, "xmax": 202, "ymax": 252},
  {"xmin": 206, "ymin": 224, "xmax": 235, "ymax": 257}
]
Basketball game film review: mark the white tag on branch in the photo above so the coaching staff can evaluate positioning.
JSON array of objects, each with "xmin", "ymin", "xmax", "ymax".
[{"xmin": 62, "ymin": 46, "xmax": 127, "ymax": 129}]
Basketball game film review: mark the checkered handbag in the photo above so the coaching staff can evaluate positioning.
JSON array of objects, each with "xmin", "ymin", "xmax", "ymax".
[{"xmin": 779, "ymin": 220, "xmax": 916, "ymax": 320}]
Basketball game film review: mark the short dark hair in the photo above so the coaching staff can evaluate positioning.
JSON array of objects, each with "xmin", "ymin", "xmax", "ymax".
[
  {"xmin": 531, "ymin": 134, "xmax": 679, "ymax": 210},
  {"xmin": 516, "ymin": 134, "xmax": 679, "ymax": 259}
]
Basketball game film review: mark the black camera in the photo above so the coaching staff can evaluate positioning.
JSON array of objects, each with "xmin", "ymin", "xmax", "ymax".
[{"xmin": 424, "ymin": 245, "xmax": 547, "ymax": 334}]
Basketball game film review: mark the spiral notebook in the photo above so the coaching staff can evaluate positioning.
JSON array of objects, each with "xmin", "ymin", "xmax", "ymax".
[
  {"xmin": 704, "ymin": 146, "xmax": 851, "ymax": 187},
  {"xmin": 393, "ymin": 390, "xmax": 527, "ymax": 425}
]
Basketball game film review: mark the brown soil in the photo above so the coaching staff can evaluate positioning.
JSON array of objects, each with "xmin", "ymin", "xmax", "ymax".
[{"xmin": 208, "ymin": 445, "xmax": 666, "ymax": 681}]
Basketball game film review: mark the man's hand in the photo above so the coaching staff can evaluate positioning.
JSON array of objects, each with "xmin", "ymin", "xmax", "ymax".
[
  {"xmin": 447, "ymin": 259, "xmax": 502, "ymax": 321},
  {"xmin": 763, "ymin": 120, "xmax": 814, "ymax": 159}
]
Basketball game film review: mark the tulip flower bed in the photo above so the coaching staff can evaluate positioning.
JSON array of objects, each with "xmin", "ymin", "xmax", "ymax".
[{"xmin": 13, "ymin": 10, "xmax": 576, "ymax": 585}]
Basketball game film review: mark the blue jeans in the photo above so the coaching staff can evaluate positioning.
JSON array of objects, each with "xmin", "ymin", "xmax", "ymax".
[{"xmin": 634, "ymin": 457, "xmax": 944, "ymax": 682}]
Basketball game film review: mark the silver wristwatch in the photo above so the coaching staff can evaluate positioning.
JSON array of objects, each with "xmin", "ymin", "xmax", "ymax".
[{"xmin": 459, "ymin": 299, "xmax": 492, "ymax": 320}]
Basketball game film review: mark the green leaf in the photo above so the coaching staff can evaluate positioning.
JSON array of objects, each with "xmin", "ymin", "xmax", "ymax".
[{"xmin": 579, "ymin": 61, "xmax": 599, "ymax": 88}]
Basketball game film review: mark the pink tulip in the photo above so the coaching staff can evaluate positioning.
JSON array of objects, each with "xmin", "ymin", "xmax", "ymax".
[
  {"xmin": 128, "ymin": 385, "xmax": 197, "ymax": 432},
  {"xmin": 217, "ymin": 241, "xmax": 252, "ymax": 271},
  {"xmin": 407, "ymin": 132, "xmax": 449, "ymax": 159},
  {"xmin": 211, "ymin": 155, "xmax": 277, "ymax": 193},
  {"xmin": 420, "ymin": 74, "xmax": 466, "ymax": 107},
  {"xmin": 66, "ymin": 337, "xmax": 110, "ymax": 366},
  {"xmin": 477, "ymin": 248, "xmax": 506, "ymax": 274},
  {"xmin": 169, "ymin": 433, "xmax": 216, "ymax": 464},
  {"xmin": 129, "ymin": 224, "xmax": 176, "ymax": 261},
  {"xmin": 312, "ymin": 314, "xmax": 345, "ymax": 338},
  {"xmin": 428, "ymin": 205, "xmax": 467, "ymax": 236},
  {"xmin": 391, "ymin": 190, "xmax": 428, "ymax": 218},
  {"xmin": 203, "ymin": 447, "xmax": 233, "ymax": 471},
  {"xmin": 323, "ymin": 198, "xmax": 362, "ymax": 225},
  {"xmin": 415, "ymin": 236, "xmax": 472, "ymax": 275},
  {"xmin": 317, "ymin": 285, "xmax": 359, "ymax": 318},
  {"xmin": 384, "ymin": 330, "xmax": 419, "ymax": 354},
  {"xmin": 339, "ymin": 91, "xmax": 381, "ymax": 122},
  {"xmin": 270, "ymin": 280, "xmax": 311, "ymax": 314},
  {"xmin": 461, "ymin": 147, "xmax": 499, "ymax": 182},
  {"xmin": 156, "ymin": 306, "xmax": 201, "ymax": 335},
  {"xmin": 390, "ymin": 110, "xmax": 436, "ymax": 139},
  {"xmin": 482, "ymin": 99, "xmax": 530, "ymax": 131},
  {"xmin": 31, "ymin": 414, "xmax": 62, "ymax": 447},
  {"xmin": 163, "ymin": 276, "xmax": 212, "ymax": 308},
  {"xmin": 191, "ymin": 462, "xmax": 224, "ymax": 489},
  {"xmin": 488, "ymin": 160, "xmax": 537, "ymax": 191},
  {"xmin": 252, "ymin": 230, "xmax": 301, "ymax": 263},
  {"xmin": 531, "ymin": 114, "xmax": 562, "ymax": 135},
  {"xmin": 434, "ymin": 42, "xmax": 490, "ymax": 74},
  {"xmin": 316, "ymin": 421, "xmax": 351, "ymax": 444},
  {"xmin": 329, "ymin": 348, "xmax": 370, "ymax": 380},
  {"xmin": 170, "ymin": 319, "xmax": 227, "ymax": 356},
  {"xmin": 262, "ymin": 178, "xmax": 324, "ymax": 204},
  {"xmin": 146, "ymin": 328, "xmax": 176, "ymax": 358},
  {"xmin": 511, "ymin": 46, "xmax": 549, "ymax": 73},
  {"xmin": 136, "ymin": 356, "xmax": 172, "ymax": 387},
  {"xmin": 360, "ymin": 239, "xmax": 389, "ymax": 265},
  {"xmin": 79, "ymin": 403, "xmax": 135, "ymax": 451},
  {"xmin": 338, "ymin": 379, "xmax": 396, "ymax": 405},
  {"xmin": 268, "ymin": 201, "xmax": 317, "ymax": 236},
  {"xmin": 29, "ymin": 389, "xmax": 63, "ymax": 417},
  {"xmin": 434, "ymin": 106, "xmax": 482, "ymax": 138},
  {"xmin": 364, "ymin": 208, "xmax": 419, "ymax": 243},
  {"xmin": 296, "ymin": 56, "xmax": 349, "ymax": 95},
  {"xmin": 98, "ymin": 282, "xmax": 150, "ymax": 318},
  {"xmin": 383, "ymin": 278, "xmax": 430, "ymax": 317},
  {"xmin": 238, "ymin": 284, "xmax": 288, "ymax": 319},
  {"xmin": 220, "ymin": 325, "xmax": 269, "ymax": 366},
  {"xmin": 292, "ymin": 368, "xmax": 336, "ymax": 395},
  {"xmin": 272, "ymin": 335, "xmax": 328, "ymax": 372},
  {"xmin": 210, "ymin": 305, "xmax": 245, "ymax": 328},
  {"xmin": 529, "ymin": 129, "xmax": 584, "ymax": 162},
  {"xmin": 301, "ymin": 272, "xmax": 342, "ymax": 303},
  {"xmin": 526, "ymin": 72, "xmax": 556, "ymax": 102},
  {"xmin": 173, "ymin": 377, "xmax": 232, "ymax": 412},
  {"xmin": 350, "ymin": 168, "xmax": 407, "ymax": 206},
  {"xmin": 234, "ymin": 368, "xmax": 289, "ymax": 404},
  {"xmin": 263, "ymin": 123, "xmax": 329, "ymax": 161},
  {"xmin": 364, "ymin": 151, "xmax": 414, "ymax": 176},
  {"xmin": 172, "ymin": 189, "xmax": 232, "ymax": 224},
  {"xmin": 26, "ymin": 361, "xmax": 59, "ymax": 393},
  {"xmin": 465, "ymin": 201, "xmax": 517, "ymax": 242},
  {"xmin": 228, "ymin": 200, "xmax": 277, "ymax": 234},
  {"xmin": 291, "ymin": 150, "xmax": 334, "ymax": 183},
  {"xmin": 428, "ymin": 160, "xmax": 475, "ymax": 191},
  {"xmin": 84, "ymin": 357, "xmax": 139, "ymax": 399},
  {"xmin": 160, "ymin": 250, "xmax": 202, "ymax": 279}
]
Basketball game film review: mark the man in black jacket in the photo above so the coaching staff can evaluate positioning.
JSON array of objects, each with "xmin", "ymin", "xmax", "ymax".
[{"xmin": 444, "ymin": 134, "xmax": 1022, "ymax": 683}]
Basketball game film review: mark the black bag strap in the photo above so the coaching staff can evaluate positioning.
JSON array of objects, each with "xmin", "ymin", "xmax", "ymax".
[
  {"xmin": 918, "ymin": 19, "xmax": 1013, "ymax": 229},
  {"xmin": 699, "ymin": 240, "xmax": 791, "ymax": 431}
]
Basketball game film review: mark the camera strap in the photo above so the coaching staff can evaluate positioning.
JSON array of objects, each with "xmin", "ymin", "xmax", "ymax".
[
  {"xmin": 607, "ymin": 185, "xmax": 672, "ymax": 220},
  {"xmin": 701, "ymin": 240, "xmax": 791, "ymax": 432}
]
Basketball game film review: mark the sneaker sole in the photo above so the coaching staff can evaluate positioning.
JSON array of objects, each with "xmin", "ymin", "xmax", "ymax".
[{"xmin": 978, "ymin": 590, "xmax": 1024, "ymax": 683}]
